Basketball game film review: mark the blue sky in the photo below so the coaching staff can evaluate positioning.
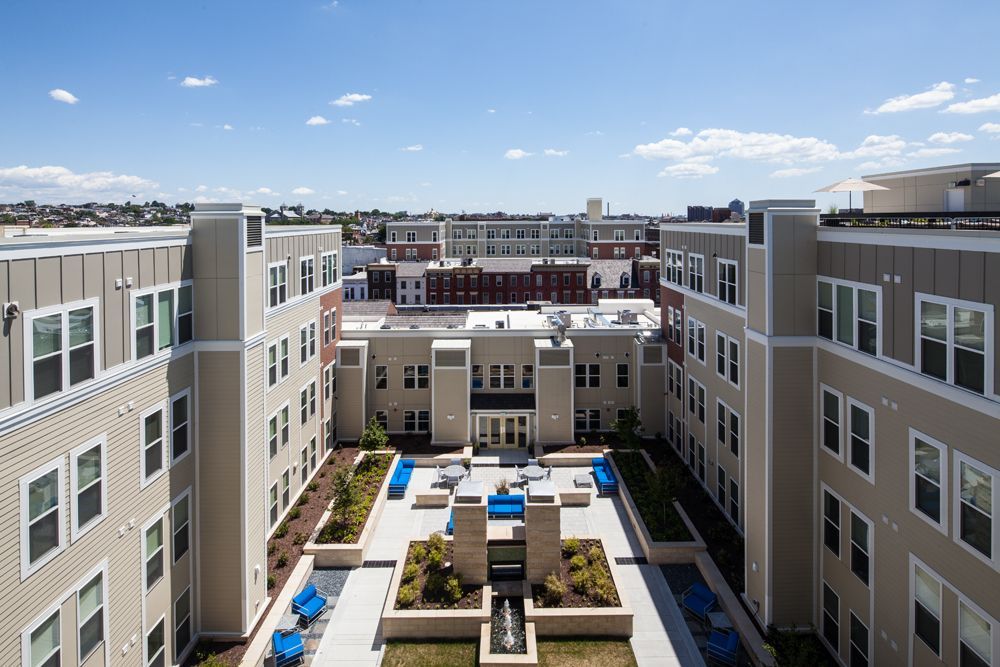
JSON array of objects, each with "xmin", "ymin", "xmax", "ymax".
[{"xmin": 2, "ymin": 0, "xmax": 999, "ymax": 214}]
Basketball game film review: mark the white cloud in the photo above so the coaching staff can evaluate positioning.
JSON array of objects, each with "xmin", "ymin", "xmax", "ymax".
[
  {"xmin": 195, "ymin": 185, "xmax": 208, "ymax": 192},
  {"xmin": 866, "ymin": 81, "xmax": 954, "ymax": 113},
  {"xmin": 979, "ymin": 122, "xmax": 1000, "ymax": 134},
  {"xmin": 840, "ymin": 134, "xmax": 907, "ymax": 159},
  {"xmin": 657, "ymin": 162, "xmax": 719, "ymax": 179},
  {"xmin": 928, "ymin": 131, "xmax": 973, "ymax": 144},
  {"xmin": 222, "ymin": 124, "xmax": 234, "ymax": 131},
  {"xmin": 504, "ymin": 149, "xmax": 532, "ymax": 160},
  {"xmin": 48, "ymin": 88, "xmax": 79, "ymax": 105},
  {"xmin": 255, "ymin": 187, "xmax": 278, "ymax": 195},
  {"xmin": 770, "ymin": 166, "xmax": 823, "ymax": 178},
  {"xmin": 341, "ymin": 118, "xmax": 361, "ymax": 126},
  {"xmin": 487, "ymin": 109, "xmax": 496, "ymax": 113},
  {"xmin": 401, "ymin": 144, "xmax": 423, "ymax": 152},
  {"xmin": 336, "ymin": 189, "xmax": 348, "ymax": 196},
  {"xmin": 669, "ymin": 127, "xmax": 692, "ymax": 137},
  {"xmin": 306, "ymin": 115, "xmax": 331, "ymax": 126},
  {"xmin": 907, "ymin": 147, "xmax": 961, "ymax": 159},
  {"xmin": 543, "ymin": 149, "xmax": 568, "ymax": 157},
  {"xmin": 944, "ymin": 93, "xmax": 1000, "ymax": 114},
  {"xmin": 585, "ymin": 130, "xmax": 604, "ymax": 136},
  {"xmin": 323, "ymin": 1, "xmax": 339, "ymax": 8},
  {"xmin": 635, "ymin": 128, "xmax": 839, "ymax": 164},
  {"xmin": 189, "ymin": 122, "xmax": 204, "ymax": 127},
  {"xmin": 330, "ymin": 92, "xmax": 372, "ymax": 107},
  {"xmin": 180, "ymin": 75, "xmax": 218, "ymax": 88},
  {"xmin": 0, "ymin": 164, "xmax": 157, "ymax": 200},
  {"xmin": 965, "ymin": 77, "xmax": 981, "ymax": 84},
  {"xmin": 292, "ymin": 187, "xmax": 315, "ymax": 195}
]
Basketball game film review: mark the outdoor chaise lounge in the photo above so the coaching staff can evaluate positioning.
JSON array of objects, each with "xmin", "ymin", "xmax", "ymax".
[
  {"xmin": 706, "ymin": 629, "xmax": 739, "ymax": 665},
  {"xmin": 291, "ymin": 584, "xmax": 328, "ymax": 627},
  {"xmin": 388, "ymin": 459, "xmax": 415, "ymax": 498},
  {"xmin": 272, "ymin": 631, "xmax": 304, "ymax": 667},
  {"xmin": 591, "ymin": 458, "xmax": 619, "ymax": 494},
  {"xmin": 487, "ymin": 493, "xmax": 525, "ymax": 518},
  {"xmin": 681, "ymin": 582, "xmax": 717, "ymax": 621}
]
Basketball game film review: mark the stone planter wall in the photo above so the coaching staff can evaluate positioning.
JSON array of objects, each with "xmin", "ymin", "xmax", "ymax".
[
  {"xmin": 478, "ymin": 621, "xmax": 538, "ymax": 667},
  {"xmin": 521, "ymin": 579, "xmax": 634, "ymax": 637}
]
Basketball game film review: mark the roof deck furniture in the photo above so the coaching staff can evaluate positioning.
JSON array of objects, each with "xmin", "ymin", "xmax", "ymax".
[
  {"xmin": 388, "ymin": 459, "xmax": 416, "ymax": 498},
  {"xmin": 514, "ymin": 465, "xmax": 526, "ymax": 484},
  {"xmin": 706, "ymin": 629, "xmax": 739, "ymax": 666},
  {"xmin": 434, "ymin": 465, "xmax": 442, "ymax": 487},
  {"xmin": 272, "ymin": 630, "xmax": 305, "ymax": 667},
  {"xmin": 523, "ymin": 464, "xmax": 546, "ymax": 481},
  {"xmin": 487, "ymin": 493, "xmax": 526, "ymax": 519},
  {"xmin": 591, "ymin": 458, "xmax": 619, "ymax": 494},
  {"xmin": 707, "ymin": 610, "xmax": 733, "ymax": 631},
  {"xmin": 274, "ymin": 612, "xmax": 301, "ymax": 635},
  {"xmin": 442, "ymin": 464, "xmax": 467, "ymax": 487},
  {"xmin": 574, "ymin": 473, "xmax": 593, "ymax": 488},
  {"xmin": 446, "ymin": 509, "xmax": 454, "ymax": 535},
  {"xmin": 527, "ymin": 458, "xmax": 539, "ymax": 466},
  {"xmin": 681, "ymin": 582, "xmax": 717, "ymax": 621},
  {"xmin": 456, "ymin": 479, "xmax": 484, "ymax": 503},
  {"xmin": 291, "ymin": 584, "xmax": 328, "ymax": 627}
]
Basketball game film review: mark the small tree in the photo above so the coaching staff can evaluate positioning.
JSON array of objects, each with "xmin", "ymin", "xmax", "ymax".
[
  {"xmin": 329, "ymin": 467, "xmax": 356, "ymax": 523},
  {"xmin": 359, "ymin": 415, "xmax": 389, "ymax": 452},
  {"xmin": 611, "ymin": 406, "xmax": 643, "ymax": 450}
]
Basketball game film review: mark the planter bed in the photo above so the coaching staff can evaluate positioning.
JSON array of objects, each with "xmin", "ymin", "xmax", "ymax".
[
  {"xmin": 316, "ymin": 451, "xmax": 394, "ymax": 544},
  {"xmin": 531, "ymin": 539, "xmax": 620, "ymax": 608},
  {"xmin": 395, "ymin": 536, "xmax": 483, "ymax": 610},
  {"xmin": 609, "ymin": 451, "xmax": 692, "ymax": 541}
]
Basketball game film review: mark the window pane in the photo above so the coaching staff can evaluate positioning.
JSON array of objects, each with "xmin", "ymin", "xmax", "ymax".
[
  {"xmin": 30, "ymin": 611, "xmax": 60, "ymax": 667},
  {"xmin": 818, "ymin": 282, "xmax": 832, "ymax": 310},
  {"xmin": 914, "ymin": 567, "xmax": 940, "ymax": 611},
  {"xmin": 961, "ymin": 503, "xmax": 992, "ymax": 557},
  {"xmin": 157, "ymin": 291, "xmax": 174, "ymax": 350},
  {"xmin": 955, "ymin": 308, "xmax": 985, "ymax": 351},
  {"xmin": 915, "ymin": 476, "xmax": 941, "ymax": 522},
  {"xmin": 836, "ymin": 285, "xmax": 854, "ymax": 345},
  {"xmin": 69, "ymin": 343, "xmax": 94, "ymax": 385},
  {"xmin": 960, "ymin": 602, "xmax": 992, "ymax": 665},
  {"xmin": 850, "ymin": 405, "xmax": 869, "ymax": 441},
  {"xmin": 80, "ymin": 608, "xmax": 103, "ymax": 659},
  {"xmin": 857, "ymin": 289, "xmax": 876, "ymax": 322},
  {"xmin": 921, "ymin": 300, "xmax": 947, "ymax": 338},
  {"xmin": 955, "ymin": 347, "xmax": 985, "ymax": 394},
  {"xmin": 68, "ymin": 307, "xmax": 94, "ymax": 347},
  {"xmin": 962, "ymin": 461, "xmax": 993, "ymax": 516},
  {"xmin": 146, "ymin": 520, "xmax": 162, "ymax": 552},
  {"xmin": 915, "ymin": 603, "xmax": 940, "ymax": 654},
  {"xmin": 921, "ymin": 338, "xmax": 947, "ymax": 381},
  {"xmin": 145, "ymin": 411, "xmax": 162, "ymax": 445},
  {"xmin": 79, "ymin": 572, "xmax": 102, "ymax": 618},
  {"xmin": 33, "ymin": 315, "xmax": 63, "ymax": 358},
  {"xmin": 147, "ymin": 620, "xmax": 165, "ymax": 663},
  {"xmin": 29, "ymin": 512, "xmax": 59, "ymax": 563},
  {"xmin": 33, "ymin": 354, "xmax": 63, "ymax": 399},
  {"xmin": 29, "ymin": 470, "xmax": 59, "ymax": 520},
  {"xmin": 178, "ymin": 285, "xmax": 192, "ymax": 313},
  {"xmin": 914, "ymin": 440, "xmax": 940, "ymax": 483},
  {"xmin": 136, "ymin": 294, "xmax": 154, "ymax": 327},
  {"xmin": 78, "ymin": 482, "xmax": 102, "ymax": 526}
]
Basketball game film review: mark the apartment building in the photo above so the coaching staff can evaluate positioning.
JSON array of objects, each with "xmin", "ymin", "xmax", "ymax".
[
  {"xmin": 862, "ymin": 163, "xmax": 1000, "ymax": 213},
  {"xmin": 0, "ymin": 205, "xmax": 342, "ymax": 666},
  {"xmin": 660, "ymin": 199, "xmax": 1000, "ymax": 667}
]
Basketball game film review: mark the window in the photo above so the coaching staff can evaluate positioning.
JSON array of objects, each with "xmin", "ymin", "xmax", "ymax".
[
  {"xmin": 959, "ymin": 600, "xmax": 993, "ymax": 667},
  {"xmin": 914, "ymin": 564, "xmax": 941, "ymax": 655},
  {"xmin": 821, "ymin": 387, "xmax": 842, "ymax": 458},
  {"xmin": 324, "ymin": 363, "xmax": 336, "ymax": 400},
  {"xmin": 687, "ymin": 253, "xmax": 704, "ymax": 292},
  {"xmin": 956, "ymin": 453, "xmax": 995, "ymax": 561},
  {"xmin": 134, "ymin": 284, "xmax": 193, "ymax": 360},
  {"xmin": 717, "ymin": 401, "xmax": 740, "ymax": 457},
  {"xmin": 616, "ymin": 363, "xmax": 629, "ymax": 388},
  {"xmin": 919, "ymin": 296, "xmax": 990, "ymax": 394},
  {"xmin": 310, "ymin": 437, "xmax": 317, "ymax": 470},
  {"xmin": 521, "ymin": 364, "xmax": 534, "ymax": 389},
  {"xmin": 323, "ymin": 309, "xmax": 337, "ymax": 345},
  {"xmin": 404, "ymin": 364, "xmax": 430, "ymax": 389},
  {"xmin": 28, "ymin": 608, "xmax": 60, "ymax": 667},
  {"xmin": 848, "ymin": 399, "xmax": 873, "ymax": 481},
  {"xmin": 266, "ymin": 337, "xmax": 289, "ymax": 387},
  {"xmin": 300, "ymin": 447, "xmax": 308, "ymax": 485},
  {"xmin": 170, "ymin": 391, "xmax": 190, "ymax": 462},
  {"xmin": 269, "ymin": 262, "xmax": 288, "ymax": 307},
  {"xmin": 300, "ymin": 256, "xmax": 315, "ymax": 294},
  {"xmin": 146, "ymin": 617, "xmax": 165, "ymax": 667},
  {"xmin": 687, "ymin": 377, "xmax": 705, "ymax": 423},
  {"xmin": 729, "ymin": 479, "xmax": 739, "ymax": 523},
  {"xmin": 76, "ymin": 570, "xmax": 105, "ymax": 662},
  {"xmin": 141, "ymin": 406, "xmax": 166, "ymax": 485},
  {"xmin": 823, "ymin": 490, "xmax": 840, "ymax": 556},
  {"xmin": 375, "ymin": 410, "xmax": 388, "ymax": 431},
  {"xmin": 575, "ymin": 363, "xmax": 600, "ymax": 388},
  {"xmin": 406, "ymin": 231, "xmax": 416, "ymax": 242},
  {"xmin": 490, "ymin": 364, "xmax": 515, "ymax": 389},
  {"xmin": 21, "ymin": 459, "xmax": 64, "ymax": 575},
  {"xmin": 614, "ymin": 229, "xmax": 625, "ymax": 241},
  {"xmin": 910, "ymin": 430, "xmax": 946, "ymax": 528},
  {"xmin": 144, "ymin": 518, "xmax": 164, "ymax": 592},
  {"xmin": 849, "ymin": 613, "xmax": 869, "ymax": 667},
  {"xmin": 850, "ymin": 511, "xmax": 870, "ymax": 586},
  {"xmin": 321, "ymin": 251, "xmax": 338, "ymax": 286},
  {"xmin": 282, "ymin": 470, "xmax": 290, "ymax": 507},
  {"xmin": 375, "ymin": 365, "xmax": 388, "ymax": 390},
  {"xmin": 717, "ymin": 259, "xmax": 737, "ymax": 304},
  {"xmin": 717, "ymin": 466, "xmax": 726, "ymax": 506},
  {"xmin": 531, "ymin": 229, "xmax": 540, "ymax": 239},
  {"xmin": 404, "ymin": 410, "xmax": 416, "ymax": 432},
  {"xmin": 715, "ymin": 333, "xmax": 739, "ymax": 386},
  {"xmin": 817, "ymin": 280, "xmax": 878, "ymax": 356},
  {"xmin": 300, "ymin": 381, "xmax": 316, "ymax": 423},
  {"xmin": 687, "ymin": 317, "xmax": 706, "ymax": 363},
  {"xmin": 269, "ymin": 484, "xmax": 278, "ymax": 526},
  {"xmin": 822, "ymin": 582, "xmax": 839, "ymax": 649},
  {"xmin": 71, "ymin": 437, "xmax": 105, "ymax": 539},
  {"xmin": 664, "ymin": 250, "xmax": 683, "ymax": 286},
  {"xmin": 28, "ymin": 302, "xmax": 98, "ymax": 400},
  {"xmin": 300, "ymin": 321, "xmax": 317, "ymax": 364},
  {"xmin": 471, "ymin": 364, "xmax": 484, "ymax": 389},
  {"xmin": 174, "ymin": 588, "xmax": 192, "ymax": 661},
  {"xmin": 172, "ymin": 493, "xmax": 190, "ymax": 562},
  {"xmin": 575, "ymin": 409, "xmax": 601, "ymax": 431}
]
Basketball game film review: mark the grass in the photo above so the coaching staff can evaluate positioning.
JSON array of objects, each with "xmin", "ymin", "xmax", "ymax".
[
  {"xmin": 381, "ymin": 641, "xmax": 477, "ymax": 666},
  {"xmin": 380, "ymin": 639, "xmax": 637, "ymax": 667}
]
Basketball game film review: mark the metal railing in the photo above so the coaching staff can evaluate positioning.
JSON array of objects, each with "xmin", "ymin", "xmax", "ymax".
[{"xmin": 819, "ymin": 212, "xmax": 1000, "ymax": 230}]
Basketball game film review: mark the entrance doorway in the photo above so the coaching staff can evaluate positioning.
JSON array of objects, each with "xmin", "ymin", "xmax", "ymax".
[{"xmin": 476, "ymin": 414, "xmax": 530, "ymax": 449}]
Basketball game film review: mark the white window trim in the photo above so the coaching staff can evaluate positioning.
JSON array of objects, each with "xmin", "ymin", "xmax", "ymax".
[
  {"xmin": 688, "ymin": 252, "xmax": 705, "ymax": 292},
  {"xmin": 819, "ymin": 384, "xmax": 844, "ymax": 463},
  {"xmin": 130, "ymin": 281, "xmax": 194, "ymax": 362},
  {"xmin": 687, "ymin": 316, "xmax": 707, "ymax": 365},
  {"xmin": 267, "ymin": 260, "xmax": 288, "ymax": 308},
  {"xmin": 849, "ymin": 611, "xmax": 870, "ymax": 667},
  {"xmin": 914, "ymin": 291, "xmax": 995, "ymax": 398},
  {"xmin": 717, "ymin": 258, "xmax": 738, "ymax": 305},
  {"xmin": 170, "ymin": 388, "xmax": 191, "ymax": 465},
  {"xmin": 171, "ymin": 488, "xmax": 191, "ymax": 564},
  {"xmin": 849, "ymin": 507, "xmax": 874, "ymax": 588},
  {"xmin": 20, "ymin": 603, "xmax": 61, "ymax": 667},
  {"xmin": 299, "ymin": 320, "xmax": 317, "ymax": 367},
  {"xmin": 818, "ymin": 276, "xmax": 882, "ymax": 358},
  {"xmin": 144, "ymin": 613, "xmax": 166, "ymax": 667},
  {"xmin": 299, "ymin": 255, "xmax": 315, "ymax": 295},
  {"xmin": 22, "ymin": 296, "xmax": 102, "ymax": 407},
  {"xmin": 688, "ymin": 376, "xmax": 706, "ymax": 424},
  {"xmin": 76, "ymin": 565, "xmax": 108, "ymax": 664},
  {"xmin": 715, "ymin": 331, "xmax": 740, "ymax": 389},
  {"xmin": 20, "ymin": 457, "xmax": 65, "ymax": 581},
  {"xmin": 952, "ymin": 450, "xmax": 998, "ymax": 568},
  {"xmin": 141, "ymin": 507, "xmax": 168, "ymax": 595},
  {"xmin": 911, "ymin": 556, "xmax": 943, "ymax": 657},
  {"xmin": 957, "ymin": 593, "xmax": 999, "ymax": 667},
  {"xmin": 821, "ymin": 579, "xmax": 840, "ymax": 654},
  {"xmin": 908, "ymin": 428, "xmax": 948, "ymax": 535},
  {"xmin": 321, "ymin": 250, "xmax": 339, "ymax": 287},
  {"xmin": 139, "ymin": 402, "xmax": 168, "ymax": 490},
  {"xmin": 70, "ymin": 435, "xmax": 107, "ymax": 542},
  {"xmin": 846, "ymin": 397, "xmax": 875, "ymax": 485}
]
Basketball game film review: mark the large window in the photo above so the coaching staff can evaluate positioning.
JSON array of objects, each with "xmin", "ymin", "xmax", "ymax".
[
  {"xmin": 144, "ymin": 518, "xmax": 164, "ymax": 592},
  {"xmin": 817, "ymin": 280, "xmax": 878, "ymax": 356},
  {"xmin": 490, "ymin": 364, "xmax": 515, "ymax": 389},
  {"xmin": 70, "ymin": 437, "xmax": 105, "ymax": 539},
  {"xmin": 21, "ymin": 459, "xmax": 64, "ymax": 575},
  {"xmin": 849, "ymin": 613, "xmax": 869, "ymax": 667},
  {"xmin": 269, "ymin": 262, "xmax": 288, "ymax": 307},
  {"xmin": 321, "ymin": 251, "xmax": 338, "ymax": 286},
  {"xmin": 300, "ymin": 257, "xmax": 315, "ymax": 295},
  {"xmin": 404, "ymin": 364, "xmax": 430, "ymax": 389},
  {"xmin": 919, "ymin": 296, "xmax": 990, "ymax": 395},
  {"xmin": 28, "ymin": 302, "xmax": 97, "ymax": 400},
  {"xmin": 27, "ymin": 608, "xmax": 60, "ymax": 667},
  {"xmin": 687, "ymin": 253, "xmax": 704, "ymax": 292},
  {"xmin": 956, "ymin": 453, "xmax": 995, "ymax": 562},
  {"xmin": 575, "ymin": 363, "xmax": 600, "ymax": 388},
  {"xmin": 267, "ymin": 336, "xmax": 289, "ymax": 387},
  {"xmin": 822, "ymin": 582, "xmax": 839, "ymax": 649},
  {"xmin": 821, "ymin": 387, "xmax": 842, "ymax": 458},
  {"xmin": 521, "ymin": 364, "xmax": 534, "ymax": 389},
  {"xmin": 134, "ymin": 284, "xmax": 193, "ymax": 360},
  {"xmin": 282, "ymin": 469, "xmax": 290, "ymax": 508},
  {"xmin": 687, "ymin": 377, "xmax": 705, "ymax": 423},
  {"xmin": 715, "ymin": 333, "xmax": 739, "ymax": 387},
  {"xmin": 717, "ymin": 259, "xmax": 738, "ymax": 305},
  {"xmin": 910, "ymin": 431, "xmax": 946, "ymax": 528},
  {"xmin": 471, "ymin": 364, "xmax": 483, "ymax": 389},
  {"xmin": 172, "ymin": 493, "xmax": 190, "ymax": 562},
  {"xmin": 717, "ymin": 401, "xmax": 740, "ymax": 457},
  {"xmin": 299, "ymin": 321, "xmax": 317, "ymax": 364},
  {"xmin": 170, "ymin": 391, "xmax": 190, "ymax": 462},
  {"xmin": 141, "ymin": 406, "xmax": 166, "ymax": 485},
  {"xmin": 687, "ymin": 317, "xmax": 706, "ymax": 363},
  {"xmin": 664, "ymin": 250, "xmax": 683, "ymax": 286},
  {"xmin": 375, "ymin": 365, "xmax": 388, "ymax": 390},
  {"xmin": 850, "ymin": 511, "xmax": 870, "ymax": 586},
  {"xmin": 77, "ymin": 571, "xmax": 104, "ymax": 662},
  {"xmin": 914, "ymin": 564, "xmax": 941, "ymax": 655},
  {"xmin": 959, "ymin": 599, "xmax": 993, "ymax": 667},
  {"xmin": 300, "ymin": 381, "xmax": 316, "ymax": 423},
  {"xmin": 616, "ymin": 363, "xmax": 629, "ymax": 388},
  {"xmin": 847, "ymin": 400, "xmax": 873, "ymax": 481},
  {"xmin": 269, "ymin": 484, "xmax": 278, "ymax": 527},
  {"xmin": 146, "ymin": 617, "xmax": 165, "ymax": 667},
  {"xmin": 575, "ymin": 409, "xmax": 601, "ymax": 431},
  {"xmin": 823, "ymin": 490, "xmax": 840, "ymax": 556},
  {"xmin": 174, "ymin": 588, "xmax": 192, "ymax": 662}
]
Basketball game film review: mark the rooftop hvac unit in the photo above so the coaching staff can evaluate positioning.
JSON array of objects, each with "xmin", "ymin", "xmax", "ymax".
[
  {"xmin": 495, "ymin": 320, "xmax": 505, "ymax": 329},
  {"xmin": 618, "ymin": 309, "xmax": 637, "ymax": 325}
]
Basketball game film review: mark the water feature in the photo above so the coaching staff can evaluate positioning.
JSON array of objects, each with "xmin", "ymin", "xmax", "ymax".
[{"xmin": 489, "ymin": 597, "xmax": 527, "ymax": 654}]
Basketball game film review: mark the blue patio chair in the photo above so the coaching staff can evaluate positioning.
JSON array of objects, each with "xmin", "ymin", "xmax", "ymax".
[
  {"xmin": 446, "ymin": 509, "xmax": 454, "ymax": 535},
  {"xmin": 291, "ymin": 584, "xmax": 328, "ymax": 627},
  {"xmin": 272, "ymin": 630, "xmax": 304, "ymax": 667},
  {"xmin": 706, "ymin": 629, "xmax": 739, "ymax": 665},
  {"xmin": 681, "ymin": 582, "xmax": 717, "ymax": 621}
]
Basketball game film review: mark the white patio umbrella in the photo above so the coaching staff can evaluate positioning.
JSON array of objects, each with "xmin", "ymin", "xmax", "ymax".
[{"xmin": 815, "ymin": 177, "xmax": 889, "ymax": 211}]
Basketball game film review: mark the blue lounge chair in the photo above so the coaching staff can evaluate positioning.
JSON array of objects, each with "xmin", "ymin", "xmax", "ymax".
[
  {"xmin": 706, "ymin": 629, "xmax": 739, "ymax": 665},
  {"xmin": 487, "ymin": 494, "xmax": 525, "ymax": 518},
  {"xmin": 272, "ymin": 631, "xmax": 304, "ymax": 667},
  {"xmin": 591, "ymin": 458, "xmax": 619, "ymax": 494},
  {"xmin": 446, "ymin": 509, "xmax": 454, "ymax": 535},
  {"xmin": 681, "ymin": 582, "xmax": 717, "ymax": 621},
  {"xmin": 291, "ymin": 584, "xmax": 328, "ymax": 627},
  {"xmin": 388, "ymin": 459, "xmax": 415, "ymax": 498}
]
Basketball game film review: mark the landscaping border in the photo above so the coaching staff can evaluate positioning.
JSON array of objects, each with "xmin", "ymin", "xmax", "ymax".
[
  {"xmin": 522, "ymin": 577, "xmax": 633, "ymax": 637},
  {"xmin": 239, "ymin": 555, "xmax": 316, "ymax": 667},
  {"xmin": 303, "ymin": 451, "xmax": 398, "ymax": 567}
]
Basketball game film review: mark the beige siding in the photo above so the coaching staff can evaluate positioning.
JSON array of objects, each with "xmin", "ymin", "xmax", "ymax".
[{"xmin": 244, "ymin": 342, "xmax": 268, "ymax": 624}]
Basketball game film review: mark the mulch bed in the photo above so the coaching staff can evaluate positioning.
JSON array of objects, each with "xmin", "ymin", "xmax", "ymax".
[
  {"xmin": 184, "ymin": 446, "xmax": 358, "ymax": 666},
  {"xmin": 394, "ymin": 540, "xmax": 483, "ymax": 610},
  {"xmin": 531, "ymin": 539, "xmax": 621, "ymax": 608},
  {"xmin": 316, "ymin": 451, "xmax": 393, "ymax": 543}
]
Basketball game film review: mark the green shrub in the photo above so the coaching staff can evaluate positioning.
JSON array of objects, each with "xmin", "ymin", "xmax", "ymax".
[
  {"xmin": 569, "ymin": 555, "xmax": 587, "ymax": 572},
  {"xmin": 426, "ymin": 548, "xmax": 444, "ymax": 570},
  {"xmin": 266, "ymin": 574, "xmax": 276, "ymax": 590},
  {"xmin": 292, "ymin": 532, "xmax": 307, "ymax": 546},
  {"xmin": 444, "ymin": 576, "xmax": 462, "ymax": 603},
  {"xmin": 411, "ymin": 543, "xmax": 427, "ymax": 562},
  {"xmin": 570, "ymin": 568, "xmax": 591, "ymax": 594},
  {"xmin": 593, "ymin": 575, "xmax": 619, "ymax": 605},
  {"xmin": 308, "ymin": 480, "xmax": 320, "ymax": 492},
  {"xmin": 402, "ymin": 563, "xmax": 420, "ymax": 583},
  {"xmin": 541, "ymin": 572, "xmax": 567, "ymax": 607},
  {"xmin": 427, "ymin": 533, "xmax": 446, "ymax": 551},
  {"xmin": 288, "ymin": 507, "xmax": 301, "ymax": 521},
  {"xmin": 424, "ymin": 572, "xmax": 446, "ymax": 598},
  {"xmin": 397, "ymin": 582, "xmax": 418, "ymax": 607},
  {"xmin": 276, "ymin": 552, "xmax": 289, "ymax": 568},
  {"xmin": 267, "ymin": 542, "xmax": 277, "ymax": 556},
  {"xmin": 562, "ymin": 538, "xmax": 580, "ymax": 556},
  {"xmin": 588, "ymin": 546, "xmax": 605, "ymax": 564},
  {"xmin": 274, "ymin": 522, "xmax": 288, "ymax": 539},
  {"xmin": 298, "ymin": 492, "xmax": 310, "ymax": 506},
  {"xmin": 197, "ymin": 651, "xmax": 227, "ymax": 667}
]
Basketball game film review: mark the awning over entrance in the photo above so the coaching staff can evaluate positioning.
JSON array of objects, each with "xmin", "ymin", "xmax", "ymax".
[{"xmin": 470, "ymin": 394, "xmax": 535, "ymax": 411}]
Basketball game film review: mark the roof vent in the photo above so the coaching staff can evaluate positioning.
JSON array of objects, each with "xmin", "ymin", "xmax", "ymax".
[
  {"xmin": 409, "ymin": 324, "xmax": 420, "ymax": 329},
  {"xmin": 495, "ymin": 320, "xmax": 505, "ymax": 329},
  {"xmin": 380, "ymin": 324, "xmax": 391, "ymax": 329}
]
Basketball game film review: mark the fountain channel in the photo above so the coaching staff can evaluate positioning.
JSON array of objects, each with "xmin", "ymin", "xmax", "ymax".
[{"xmin": 490, "ymin": 597, "xmax": 527, "ymax": 654}]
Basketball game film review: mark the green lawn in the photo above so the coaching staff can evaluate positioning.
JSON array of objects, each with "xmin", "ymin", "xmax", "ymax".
[{"xmin": 380, "ymin": 638, "xmax": 637, "ymax": 667}]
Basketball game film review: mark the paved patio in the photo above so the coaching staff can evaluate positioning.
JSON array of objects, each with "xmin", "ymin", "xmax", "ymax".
[{"xmin": 311, "ymin": 463, "xmax": 704, "ymax": 666}]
